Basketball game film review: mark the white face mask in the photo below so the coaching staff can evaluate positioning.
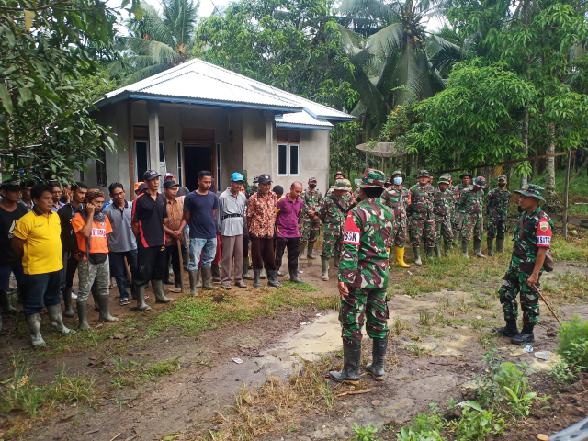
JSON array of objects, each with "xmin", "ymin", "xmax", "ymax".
[{"xmin": 393, "ymin": 176, "xmax": 402, "ymax": 185}]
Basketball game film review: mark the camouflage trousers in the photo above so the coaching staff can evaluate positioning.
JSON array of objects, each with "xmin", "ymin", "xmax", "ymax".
[
  {"xmin": 452, "ymin": 212, "xmax": 462, "ymax": 237},
  {"xmin": 409, "ymin": 216, "xmax": 436, "ymax": 248},
  {"xmin": 435, "ymin": 215, "xmax": 454, "ymax": 246},
  {"xmin": 301, "ymin": 218, "xmax": 321, "ymax": 243},
  {"xmin": 339, "ymin": 288, "xmax": 390, "ymax": 343},
  {"xmin": 77, "ymin": 258, "xmax": 109, "ymax": 302},
  {"xmin": 460, "ymin": 212, "xmax": 483, "ymax": 241},
  {"xmin": 321, "ymin": 227, "xmax": 342, "ymax": 259},
  {"xmin": 392, "ymin": 216, "xmax": 407, "ymax": 247},
  {"xmin": 487, "ymin": 217, "xmax": 507, "ymax": 239},
  {"xmin": 498, "ymin": 262, "xmax": 541, "ymax": 325}
]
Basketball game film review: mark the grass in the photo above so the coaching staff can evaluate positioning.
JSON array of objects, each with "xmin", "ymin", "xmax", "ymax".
[
  {"xmin": 551, "ymin": 235, "xmax": 588, "ymax": 262},
  {"xmin": 107, "ymin": 356, "xmax": 181, "ymax": 389},
  {"xmin": 542, "ymin": 272, "xmax": 588, "ymax": 303}
]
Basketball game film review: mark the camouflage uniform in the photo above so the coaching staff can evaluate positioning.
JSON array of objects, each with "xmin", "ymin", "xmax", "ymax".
[
  {"xmin": 380, "ymin": 185, "xmax": 408, "ymax": 247},
  {"xmin": 457, "ymin": 186, "xmax": 484, "ymax": 241},
  {"xmin": 433, "ymin": 184, "xmax": 454, "ymax": 250},
  {"xmin": 453, "ymin": 178, "xmax": 470, "ymax": 236},
  {"xmin": 408, "ymin": 183, "xmax": 436, "ymax": 248},
  {"xmin": 299, "ymin": 187, "xmax": 323, "ymax": 255},
  {"xmin": 486, "ymin": 186, "xmax": 511, "ymax": 241},
  {"xmin": 498, "ymin": 189, "xmax": 552, "ymax": 341},
  {"xmin": 319, "ymin": 190, "xmax": 353, "ymax": 260}
]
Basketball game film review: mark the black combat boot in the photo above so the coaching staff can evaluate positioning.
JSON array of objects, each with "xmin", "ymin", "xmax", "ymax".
[
  {"xmin": 267, "ymin": 270, "xmax": 282, "ymax": 288},
  {"xmin": 366, "ymin": 338, "xmax": 387, "ymax": 380},
  {"xmin": 289, "ymin": 269, "xmax": 303, "ymax": 283},
  {"xmin": 329, "ymin": 339, "xmax": 361, "ymax": 383},
  {"xmin": 511, "ymin": 322, "xmax": 534, "ymax": 345},
  {"xmin": 413, "ymin": 246, "xmax": 422, "ymax": 266},
  {"xmin": 253, "ymin": 269, "xmax": 261, "ymax": 288},
  {"xmin": 487, "ymin": 237, "xmax": 494, "ymax": 256},
  {"xmin": 434, "ymin": 244, "xmax": 441, "ymax": 258},
  {"xmin": 496, "ymin": 235, "xmax": 505, "ymax": 253},
  {"xmin": 426, "ymin": 246, "xmax": 435, "ymax": 259},
  {"xmin": 494, "ymin": 318, "xmax": 518, "ymax": 337}
]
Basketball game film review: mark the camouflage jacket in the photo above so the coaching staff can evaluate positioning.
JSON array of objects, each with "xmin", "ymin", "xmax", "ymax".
[
  {"xmin": 300, "ymin": 188, "xmax": 323, "ymax": 220},
  {"xmin": 457, "ymin": 186, "xmax": 484, "ymax": 214},
  {"xmin": 338, "ymin": 198, "xmax": 394, "ymax": 289},
  {"xmin": 433, "ymin": 188, "xmax": 454, "ymax": 217},
  {"xmin": 319, "ymin": 192, "xmax": 353, "ymax": 234},
  {"xmin": 486, "ymin": 187, "xmax": 511, "ymax": 221},
  {"xmin": 381, "ymin": 185, "xmax": 409, "ymax": 219},
  {"xmin": 512, "ymin": 208, "xmax": 553, "ymax": 266},
  {"xmin": 408, "ymin": 184, "xmax": 434, "ymax": 218}
]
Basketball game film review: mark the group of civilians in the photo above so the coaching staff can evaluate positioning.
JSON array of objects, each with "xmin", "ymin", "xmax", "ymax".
[{"xmin": 0, "ymin": 169, "xmax": 309, "ymax": 347}]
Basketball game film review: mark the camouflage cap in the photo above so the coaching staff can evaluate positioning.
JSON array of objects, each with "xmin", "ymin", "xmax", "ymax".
[
  {"xmin": 437, "ymin": 175, "xmax": 450, "ymax": 185},
  {"xmin": 390, "ymin": 170, "xmax": 404, "ymax": 177},
  {"xmin": 359, "ymin": 169, "xmax": 386, "ymax": 188},
  {"xmin": 498, "ymin": 174, "xmax": 507, "ymax": 182},
  {"xmin": 514, "ymin": 184, "xmax": 545, "ymax": 201},
  {"xmin": 333, "ymin": 178, "xmax": 352, "ymax": 191},
  {"xmin": 459, "ymin": 171, "xmax": 473, "ymax": 179},
  {"xmin": 474, "ymin": 176, "xmax": 487, "ymax": 188},
  {"xmin": 417, "ymin": 169, "xmax": 430, "ymax": 178}
]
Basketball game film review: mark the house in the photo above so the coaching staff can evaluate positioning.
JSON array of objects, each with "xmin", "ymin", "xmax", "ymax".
[{"xmin": 86, "ymin": 59, "xmax": 352, "ymax": 194}]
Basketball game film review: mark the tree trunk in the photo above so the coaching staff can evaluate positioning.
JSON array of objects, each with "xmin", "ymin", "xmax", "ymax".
[
  {"xmin": 546, "ymin": 122, "xmax": 556, "ymax": 193},
  {"xmin": 521, "ymin": 109, "xmax": 529, "ymax": 187}
]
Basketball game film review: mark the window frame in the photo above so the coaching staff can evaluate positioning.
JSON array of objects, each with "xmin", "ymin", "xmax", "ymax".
[{"xmin": 276, "ymin": 143, "xmax": 300, "ymax": 177}]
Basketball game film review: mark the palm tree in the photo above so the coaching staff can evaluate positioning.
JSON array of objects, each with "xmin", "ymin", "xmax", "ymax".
[
  {"xmin": 336, "ymin": 0, "xmax": 462, "ymax": 136},
  {"xmin": 114, "ymin": 0, "xmax": 199, "ymax": 83}
]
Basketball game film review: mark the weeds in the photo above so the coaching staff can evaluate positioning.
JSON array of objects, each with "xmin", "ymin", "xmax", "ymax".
[
  {"xmin": 452, "ymin": 401, "xmax": 504, "ymax": 441},
  {"xmin": 397, "ymin": 411, "xmax": 445, "ymax": 441},
  {"xmin": 550, "ymin": 360, "xmax": 578, "ymax": 384},
  {"xmin": 108, "ymin": 356, "xmax": 181, "ymax": 389},
  {"xmin": 558, "ymin": 316, "xmax": 588, "ymax": 371},
  {"xmin": 392, "ymin": 318, "xmax": 411, "ymax": 335},
  {"xmin": 493, "ymin": 362, "xmax": 537, "ymax": 417},
  {"xmin": 551, "ymin": 236, "xmax": 588, "ymax": 262},
  {"xmin": 418, "ymin": 310, "xmax": 433, "ymax": 327},
  {"xmin": 352, "ymin": 424, "xmax": 380, "ymax": 441}
]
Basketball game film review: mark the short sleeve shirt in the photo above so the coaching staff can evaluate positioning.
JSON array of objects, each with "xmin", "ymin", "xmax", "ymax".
[
  {"xmin": 184, "ymin": 191, "xmax": 219, "ymax": 239},
  {"xmin": 13, "ymin": 210, "xmax": 63, "ymax": 275},
  {"xmin": 0, "ymin": 204, "xmax": 28, "ymax": 266},
  {"xmin": 105, "ymin": 201, "xmax": 137, "ymax": 253},
  {"xmin": 72, "ymin": 212, "xmax": 113, "ymax": 254},
  {"xmin": 131, "ymin": 192, "xmax": 167, "ymax": 248}
]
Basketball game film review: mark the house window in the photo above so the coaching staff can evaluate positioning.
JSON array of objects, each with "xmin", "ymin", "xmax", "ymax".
[
  {"xmin": 277, "ymin": 143, "xmax": 299, "ymax": 176},
  {"xmin": 96, "ymin": 148, "xmax": 107, "ymax": 187}
]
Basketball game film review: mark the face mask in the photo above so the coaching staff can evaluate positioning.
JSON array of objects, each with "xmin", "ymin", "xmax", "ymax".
[{"xmin": 393, "ymin": 177, "xmax": 402, "ymax": 186}]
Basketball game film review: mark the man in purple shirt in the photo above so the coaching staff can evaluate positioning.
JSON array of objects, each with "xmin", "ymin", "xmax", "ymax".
[{"xmin": 275, "ymin": 181, "xmax": 304, "ymax": 283}]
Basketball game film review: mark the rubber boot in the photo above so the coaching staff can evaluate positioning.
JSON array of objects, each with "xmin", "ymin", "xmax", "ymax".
[
  {"xmin": 395, "ymin": 247, "xmax": 411, "ymax": 268},
  {"xmin": 329, "ymin": 339, "xmax": 361, "ymax": 383},
  {"xmin": 474, "ymin": 238, "xmax": 486, "ymax": 258},
  {"xmin": 333, "ymin": 254, "xmax": 340, "ymax": 268},
  {"xmin": 92, "ymin": 285, "xmax": 99, "ymax": 311},
  {"xmin": 201, "ymin": 267, "xmax": 213, "ymax": 289},
  {"xmin": 496, "ymin": 236, "xmax": 505, "ymax": 253},
  {"xmin": 299, "ymin": 241, "xmax": 307, "ymax": 259},
  {"xmin": 188, "ymin": 270, "xmax": 199, "ymax": 296},
  {"xmin": 494, "ymin": 318, "xmax": 518, "ymax": 337},
  {"xmin": 487, "ymin": 237, "xmax": 494, "ymax": 256},
  {"xmin": 366, "ymin": 338, "xmax": 387, "ymax": 380},
  {"xmin": 0, "ymin": 289, "xmax": 17, "ymax": 314},
  {"xmin": 211, "ymin": 264, "xmax": 221, "ymax": 283},
  {"xmin": 307, "ymin": 242, "xmax": 316, "ymax": 260},
  {"xmin": 243, "ymin": 256, "xmax": 253, "ymax": 280},
  {"xmin": 63, "ymin": 287, "xmax": 75, "ymax": 318},
  {"xmin": 321, "ymin": 257, "xmax": 329, "ymax": 281},
  {"xmin": 413, "ymin": 246, "xmax": 422, "ymax": 266},
  {"xmin": 47, "ymin": 304, "xmax": 73, "ymax": 335},
  {"xmin": 77, "ymin": 300, "xmax": 90, "ymax": 330},
  {"xmin": 152, "ymin": 279, "xmax": 171, "ymax": 303},
  {"xmin": 253, "ymin": 269, "xmax": 261, "ymax": 288},
  {"xmin": 289, "ymin": 269, "xmax": 303, "ymax": 283},
  {"xmin": 511, "ymin": 322, "xmax": 534, "ymax": 345},
  {"xmin": 98, "ymin": 295, "xmax": 119, "ymax": 322},
  {"xmin": 134, "ymin": 285, "xmax": 152, "ymax": 311},
  {"xmin": 461, "ymin": 239, "xmax": 469, "ymax": 258},
  {"xmin": 26, "ymin": 313, "xmax": 46, "ymax": 347},
  {"xmin": 434, "ymin": 244, "xmax": 441, "ymax": 258},
  {"xmin": 267, "ymin": 270, "xmax": 282, "ymax": 288}
]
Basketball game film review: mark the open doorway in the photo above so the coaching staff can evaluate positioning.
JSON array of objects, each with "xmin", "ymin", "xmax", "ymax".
[{"xmin": 183, "ymin": 144, "xmax": 212, "ymax": 191}]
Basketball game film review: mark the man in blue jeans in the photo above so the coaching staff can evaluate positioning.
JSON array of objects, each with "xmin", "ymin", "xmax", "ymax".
[{"xmin": 181, "ymin": 170, "xmax": 219, "ymax": 296}]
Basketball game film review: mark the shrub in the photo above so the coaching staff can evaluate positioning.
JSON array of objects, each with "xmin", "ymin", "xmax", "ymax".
[
  {"xmin": 454, "ymin": 401, "xmax": 504, "ymax": 441},
  {"xmin": 397, "ymin": 411, "xmax": 446, "ymax": 441},
  {"xmin": 558, "ymin": 316, "xmax": 588, "ymax": 371}
]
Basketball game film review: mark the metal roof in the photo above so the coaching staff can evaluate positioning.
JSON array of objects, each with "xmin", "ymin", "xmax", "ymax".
[
  {"xmin": 276, "ymin": 111, "xmax": 334, "ymax": 130},
  {"xmin": 98, "ymin": 59, "xmax": 353, "ymax": 125}
]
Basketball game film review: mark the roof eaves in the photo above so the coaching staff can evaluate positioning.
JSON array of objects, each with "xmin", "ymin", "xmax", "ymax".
[{"xmin": 275, "ymin": 122, "xmax": 333, "ymax": 131}]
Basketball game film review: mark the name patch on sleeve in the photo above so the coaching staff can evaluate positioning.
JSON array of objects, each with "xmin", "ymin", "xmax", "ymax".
[
  {"xmin": 536, "ymin": 217, "xmax": 552, "ymax": 247},
  {"xmin": 343, "ymin": 213, "xmax": 360, "ymax": 245}
]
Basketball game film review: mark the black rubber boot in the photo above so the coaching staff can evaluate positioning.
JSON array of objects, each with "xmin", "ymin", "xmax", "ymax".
[
  {"xmin": 289, "ymin": 269, "xmax": 303, "ymax": 283},
  {"xmin": 307, "ymin": 242, "xmax": 316, "ymax": 259},
  {"xmin": 202, "ymin": 267, "xmax": 213, "ymax": 289},
  {"xmin": 511, "ymin": 322, "xmax": 534, "ymax": 345},
  {"xmin": 188, "ymin": 270, "xmax": 199, "ymax": 296},
  {"xmin": 63, "ymin": 287, "xmax": 75, "ymax": 318},
  {"xmin": 98, "ymin": 295, "xmax": 119, "ymax": 322},
  {"xmin": 152, "ymin": 279, "xmax": 171, "ymax": 303},
  {"xmin": 474, "ymin": 238, "xmax": 486, "ymax": 258},
  {"xmin": 461, "ymin": 239, "xmax": 469, "ymax": 258},
  {"xmin": 413, "ymin": 246, "xmax": 422, "ymax": 266},
  {"xmin": 77, "ymin": 300, "xmax": 90, "ymax": 330},
  {"xmin": 242, "ymin": 256, "xmax": 253, "ymax": 280},
  {"xmin": 253, "ymin": 269, "xmax": 261, "ymax": 288},
  {"xmin": 487, "ymin": 238, "xmax": 494, "ymax": 256},
  {"xmin": 425, "ymin": 246, "xmax": 434, "ymax": 259},
  {"xmin": 0, "ymin": 289, "xmax": 17, "ymax": 314},
  {"xmin": 133, "ymin": 285, "xmax": 152, "ymax": 311},
  {"xmin": 496, "ymin": 236, "xmax": 505, "ymax": 253},
  {"xmin": 329, "ymin": 339, "xmax": 361, "ymax": 383},
  {"xmin": 267, "ymin": 270, "xmax": 282, "ymax": 288},
  {"xmin": 434, "ymin": 244, "xmax": 441, "ymax": 258},
  {"xmin": 211, "ymin": 264, "xmax": 221, "ymax": 283},
  {"xmin": 366, "ymin": 338, "xmax": 387, "ymax": 380},
  {"xmin": 494, "ymin": 319, "xmax": 518, "ymax": 337}
]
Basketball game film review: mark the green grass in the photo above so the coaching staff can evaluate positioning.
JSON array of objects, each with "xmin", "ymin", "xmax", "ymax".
[
  {"xmin": 551, "ymin": 235, "xmax": 588, "ymax": 262},
  {"xmin": 533, "ymin": 171, "xmax": 588, "ymax": 200}
]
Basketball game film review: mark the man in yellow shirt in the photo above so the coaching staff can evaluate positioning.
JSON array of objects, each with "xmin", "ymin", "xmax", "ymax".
[{"xmin": 12, "ymin": 184, "xmax": 73, "ymax": 347}]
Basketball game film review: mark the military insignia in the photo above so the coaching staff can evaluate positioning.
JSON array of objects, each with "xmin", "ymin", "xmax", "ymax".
[
  {"xmin": 539, "ymin": 221, "xmax": 549, "ymax": 232},
  {"xmin": 343, "ymin": 213, "xmax": 360, "ymax": 245}
]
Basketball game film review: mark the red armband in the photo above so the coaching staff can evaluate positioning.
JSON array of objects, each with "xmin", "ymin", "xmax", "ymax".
[
  {"xmin": 536, "ymin": 218, "xmax": 552, "ymax": 247},
  {"xmin": 342, "ymin": 212, "xmax": 360, "ymax": 245}
]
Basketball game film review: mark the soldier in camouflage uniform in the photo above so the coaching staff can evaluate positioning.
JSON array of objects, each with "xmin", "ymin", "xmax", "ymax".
[
  {"xmin": 496, "ymin": 184, "xmax": 552, "ymax": 345},
  {"xmin": 380, "ymin": 170, "xmax": 410, "ymax": 268},
  {"xmin": 453, "ymin": 172, "xmax": 472, "ymax": 237},
  {"xmin": 457, "ymin": 176, "xmax": 486, "ymax": 258},
  {"xmin": 318, "ymin": 179, "xmax": 353, "ymax": 281},
  {"xmin": 325, "ymin": 171, "xmax": 345, "ymax": 197},
  {"xmin": 330, "ymin": 169, "xmax": 393, "ymax": 383},
  {"xmin": 486, "ymin": 175, "xmax": 511, "ymax": 255},
  {"xmin": 433, "ymin": 175, "xmax": 454, "ymax": 256},
  {"xmin": 408, "ymin": 170, "xmax": 436, "ymax": 265},
  {"xmin": 299, "ymin": 177, "xmax": 323, "ymax": 259}
]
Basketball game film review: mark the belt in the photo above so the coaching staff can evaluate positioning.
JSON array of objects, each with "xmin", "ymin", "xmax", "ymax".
[{"xmin": 221, "ymin": 213, "xmax": 242, "ymax": 221}]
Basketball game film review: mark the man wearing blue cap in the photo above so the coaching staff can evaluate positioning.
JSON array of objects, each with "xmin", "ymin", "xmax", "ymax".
[{"xmin": 218, "ymin": 172, "xmax": 248, "ymax": 289}]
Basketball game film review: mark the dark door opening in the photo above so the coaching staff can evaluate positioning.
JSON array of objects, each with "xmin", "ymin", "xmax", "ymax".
[{"xmin": 184, "ymin": 144, "xmax": 212, "ymax": 191}]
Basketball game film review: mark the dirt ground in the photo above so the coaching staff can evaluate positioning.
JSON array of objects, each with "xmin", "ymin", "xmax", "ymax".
[{"xmin": 1, "ymin": 249, "xmax": 587, "ymax": 441}]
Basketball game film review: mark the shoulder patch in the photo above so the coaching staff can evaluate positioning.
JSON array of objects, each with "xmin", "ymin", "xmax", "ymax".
[
  {"xmin": 539, "ymin": 221, "xmax": 549, "ymax": 232},
  {"xmin": 342, "ymin": 212, "xmax": 360, "ymax": 246}
]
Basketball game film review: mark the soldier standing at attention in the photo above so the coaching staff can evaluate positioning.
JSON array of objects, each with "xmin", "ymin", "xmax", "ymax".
[
  {"xmin": 330, "ymin": 169, "xmax": 393, "ymax": 383},
  {"xmin": 299, "ymin": 177, "xmax": 323, "ymax": 260},
  {"xmin": 458, "ymin": 176, "xmax": 486, "ymax": 258},
  {"xmin": 433, "ymin": 175, "xmax": 454, "ymax": 256},
  {"xmin": 318, "ymin": 179, "xmax": 352, "ymax": 281},
  {"xmin": 486, "ymin": 175, "xmax": 511, "ymax": 255},
  {"xmin": 408, "ymin": 170, "xmax": 436, "ymax": 265},
  {"xmin": 380, "ymin": 170, "xmax": 410, "ymax": 268},
  {"xmin": 453, "ymin": 172, "xmax": 472, "ymax": 237},
  {"xmin": 496, "ymin": 185, "xmax": 552, "ymax": 345}
]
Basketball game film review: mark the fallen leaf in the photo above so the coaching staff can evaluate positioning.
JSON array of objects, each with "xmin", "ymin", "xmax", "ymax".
[{"xmin": 536, "ymin": 434, "xmax": 548, "ymax": 441}]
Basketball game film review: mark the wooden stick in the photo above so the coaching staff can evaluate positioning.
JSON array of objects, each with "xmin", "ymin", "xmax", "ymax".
[
  {"xmin": 336, "ymin": 388, "xmax": 374, "ymax": 398},
  {"xmin": 108, "ymin": 434, "xmax": 121, "ymax": 441},
  {"xmin": 177, "ymin": 239, "xmax": 187, "ymax": 294},
  {"xmin": 537, "ymin": 289, "xmax": 561, "ymax": 324}
]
